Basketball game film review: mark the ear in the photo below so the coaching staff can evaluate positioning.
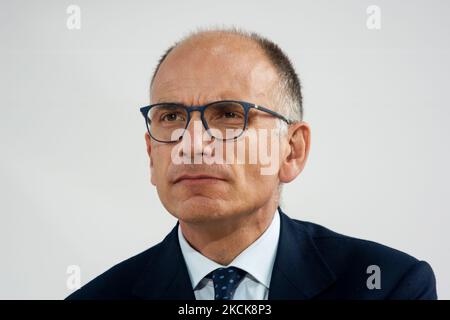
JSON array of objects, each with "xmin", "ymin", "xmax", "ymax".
[
  {"xmin": 279, "ymin": 121, "xmax": 311, "ymax": 183},
  {"xmin": 145, "ymin": 132, "xmax": 156, "ymax": 186}
]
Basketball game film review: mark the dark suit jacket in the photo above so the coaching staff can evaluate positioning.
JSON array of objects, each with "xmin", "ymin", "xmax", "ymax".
[{"xmin": 66, "ymin": 207, "xmax": 437, "ymax": 300}]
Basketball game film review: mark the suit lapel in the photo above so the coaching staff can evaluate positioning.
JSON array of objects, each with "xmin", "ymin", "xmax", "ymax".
[
  {"xmin": 132, "ymin": 207, "xmax": 336, "ymax": 300},
  {"xmin": 132, "ymin": 221, "xmax": 196, "ymax": 300},
  {"xmin": 268, "ymin": 208, "xmax": 336, "ymax": 299}
]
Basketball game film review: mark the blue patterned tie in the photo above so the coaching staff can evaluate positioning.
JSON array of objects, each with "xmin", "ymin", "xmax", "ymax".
[{"xmin": 206, "ymin": 266, "xmax": 247, "ymax": 300}]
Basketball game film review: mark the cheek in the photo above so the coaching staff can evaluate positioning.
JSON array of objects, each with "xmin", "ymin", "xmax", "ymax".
[
  {"xmin": 236, "ymin": 163, "xmax": 278, "ymax": 196},
  {"xmin": 150, "ymin": 144, "xmax": 173, "ymax": 187}
]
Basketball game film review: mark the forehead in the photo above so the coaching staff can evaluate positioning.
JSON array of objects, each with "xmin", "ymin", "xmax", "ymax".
[{"xmin": 151, "ymin": 36, "xmax": 279, "ymax": 105}]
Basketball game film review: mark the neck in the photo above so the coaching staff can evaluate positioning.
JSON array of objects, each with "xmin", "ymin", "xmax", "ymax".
[{"xmin": 179, "ymin": 200, "xmax": 279, "ymax": 266}]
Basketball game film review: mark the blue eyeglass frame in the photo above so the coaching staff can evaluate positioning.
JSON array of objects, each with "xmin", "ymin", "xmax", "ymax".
[{"xmin": 139, "ymin": 100, "xmax": 292, "ymax": 143}]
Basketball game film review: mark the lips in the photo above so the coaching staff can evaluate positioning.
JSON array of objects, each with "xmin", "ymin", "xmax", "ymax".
[{"xmin": 173, "ymin": 174, "xmax": 227, "ymax": 184}]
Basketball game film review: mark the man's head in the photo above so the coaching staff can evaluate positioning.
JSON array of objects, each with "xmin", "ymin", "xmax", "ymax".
[{"xmin": 145, "ymin": 27, "xmax": 310, "ymax": 224}]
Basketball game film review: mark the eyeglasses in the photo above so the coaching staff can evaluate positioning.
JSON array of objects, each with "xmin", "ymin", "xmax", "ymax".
[{"xmin": 140, "ymin": 100, "xmax": 292, "ymax": 143}]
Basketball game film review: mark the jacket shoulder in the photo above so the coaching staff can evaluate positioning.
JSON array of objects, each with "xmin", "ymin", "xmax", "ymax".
[
  {"xmin": 292, "ymin": 218, "xmax": 418, "ymax": 264},
  {"xmin": 290, "ymin": 218, "xmax": 437, "ymax": 299}
]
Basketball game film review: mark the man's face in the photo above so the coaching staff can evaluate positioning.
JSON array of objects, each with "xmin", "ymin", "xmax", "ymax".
[{"xmin": 146, "ymin": 35, "xmax": 287, "ymax": 223}]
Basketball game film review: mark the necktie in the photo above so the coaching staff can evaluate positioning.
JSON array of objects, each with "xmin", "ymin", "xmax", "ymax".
[{"xmin": 206, "ymin": 266, "xmax": 247, "ymax": 300}]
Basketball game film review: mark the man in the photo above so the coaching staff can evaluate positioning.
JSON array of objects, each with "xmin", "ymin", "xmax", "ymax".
[{"xmin": 66, "ymin": 28, "xmax": 437, "ymax": 300}]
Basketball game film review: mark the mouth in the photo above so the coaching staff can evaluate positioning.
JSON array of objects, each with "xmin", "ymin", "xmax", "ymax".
[{"xmin": 173, "ymin": 174, "xmax": 227, "ymax": 185}]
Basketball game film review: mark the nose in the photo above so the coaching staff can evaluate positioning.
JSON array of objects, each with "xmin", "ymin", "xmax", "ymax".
[
  {"xmin": 184, "ymin": 110, "xmax": 206, "ymax": 137},
  {"xmin": 181, "ymin": 110, "xmax": 213, "ymax": 160}
]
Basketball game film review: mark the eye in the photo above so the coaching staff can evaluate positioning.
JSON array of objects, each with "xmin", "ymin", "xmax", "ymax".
[
  {"xmin": 218, "ymin": 107, "xmax": 245, "ymax": 119},
  {"xmin": 223, "ymin": 111, "xmax": 238, "ymax": 118},
  {"xmin": 160, "ymin": 112, "xmax": 185, "ymax": 122},
  {"xmin": 205, "ymin": 102, "xmax": 245, "ymax": 124}
]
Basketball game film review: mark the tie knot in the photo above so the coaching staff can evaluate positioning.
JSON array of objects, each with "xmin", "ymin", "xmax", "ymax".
[{"xmin": 206, "ymin": 266, "xmax": 247, "ymax": 300}]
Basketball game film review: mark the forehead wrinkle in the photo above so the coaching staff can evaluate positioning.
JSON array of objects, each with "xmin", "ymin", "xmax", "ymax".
[
  {"xmin": 154, "ymin": 92, "xmax": 244, "ymax": 105},
  {"xmin": 151, "ymin": 77, "xmax": 251, "ymax": 105}
]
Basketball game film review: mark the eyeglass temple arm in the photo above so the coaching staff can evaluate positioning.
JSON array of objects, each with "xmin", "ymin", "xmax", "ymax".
[{"xmin": 253, "ymin": 104, "xmax": 293, "ymax": 124}]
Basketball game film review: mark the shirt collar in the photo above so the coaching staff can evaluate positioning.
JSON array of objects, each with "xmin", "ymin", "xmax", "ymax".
[{"xmin": 178, "ymin": 208, "xmax": 280, "ymax": 290}]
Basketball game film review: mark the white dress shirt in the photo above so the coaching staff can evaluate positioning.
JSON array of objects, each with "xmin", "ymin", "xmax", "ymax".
[{"xmin": 178, "ymin": 209, "xmax": 280, "ymax": 300}]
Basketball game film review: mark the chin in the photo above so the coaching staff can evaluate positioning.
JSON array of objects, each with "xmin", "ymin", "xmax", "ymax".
[{"xmin": 171, "ymin": 197, "xmax": 233, "ymax": 224}]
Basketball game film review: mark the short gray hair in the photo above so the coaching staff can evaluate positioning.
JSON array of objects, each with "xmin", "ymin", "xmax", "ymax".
[{"xmin": 150, "ymin": 26, "xmax": 303, "ymax": 123}]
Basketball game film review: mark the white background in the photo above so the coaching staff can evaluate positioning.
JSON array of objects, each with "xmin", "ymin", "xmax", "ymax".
[{"xmin": 0, "ymin": 0, "xmax": 449, "ymax": 299}]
